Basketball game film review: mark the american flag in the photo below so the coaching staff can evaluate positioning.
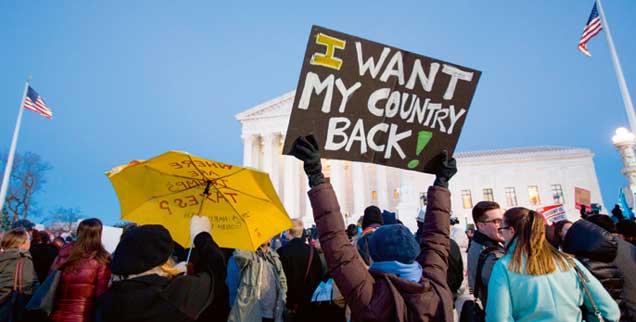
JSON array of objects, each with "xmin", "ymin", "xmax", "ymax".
[
  {"xmin": 23, "ymin": 86, "xmax": 53, "ymax": 119},
  {"xmin": 578, "ymin": 2, "xmax": 603, "ymax": 57}
]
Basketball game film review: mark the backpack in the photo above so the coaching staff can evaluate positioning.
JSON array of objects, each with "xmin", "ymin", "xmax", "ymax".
[{"xmin": 462, "ymin": 246, "xmax": 501, "ymax": 322}]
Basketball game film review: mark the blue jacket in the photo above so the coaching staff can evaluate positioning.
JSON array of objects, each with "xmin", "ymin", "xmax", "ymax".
[{"xmin": 486, "ymin": 242, "xmax": 620, "ymax": 322}]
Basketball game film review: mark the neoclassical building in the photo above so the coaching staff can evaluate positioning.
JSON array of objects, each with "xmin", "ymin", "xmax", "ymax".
[{"xmin": 236, "ymin": 91, "xmax": 604, "ymax": 232}]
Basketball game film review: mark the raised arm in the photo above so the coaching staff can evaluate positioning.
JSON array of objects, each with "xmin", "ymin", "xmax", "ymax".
[{"xmin": 415, "ymin": 151, "xmax": 456, "ymax": 287}]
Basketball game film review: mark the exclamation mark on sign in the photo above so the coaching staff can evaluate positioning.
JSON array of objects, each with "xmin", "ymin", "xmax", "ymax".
[{"xmin": 407, "ymin": 131, "xmax": 433, "ymax": 169}]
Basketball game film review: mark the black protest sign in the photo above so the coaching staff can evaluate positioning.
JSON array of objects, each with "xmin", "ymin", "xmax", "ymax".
[{"xmin": 283, "ymin": 25, "xmax": 481, "ymax": 173}]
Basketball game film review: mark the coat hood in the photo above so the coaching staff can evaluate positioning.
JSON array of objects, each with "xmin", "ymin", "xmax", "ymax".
[
  {"xmin": 369, "ymin": 269, "xmax": 435, "ymax": 319},
  {"xmin": 98, "ymin": 274, "xmax": 215, "ymax": 321},
  {"xmin": 97, "ymin": 274, "xmax": 172, "ymax": 321},
  {"xmin": 562, "ymin": 219, "xmax": 618, "ymax": 262}
]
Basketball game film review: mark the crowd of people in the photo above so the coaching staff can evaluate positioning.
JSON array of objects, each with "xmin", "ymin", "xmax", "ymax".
[{"xmin": 0, "ymin": 135, "xmax": 635, "ymax": 322}]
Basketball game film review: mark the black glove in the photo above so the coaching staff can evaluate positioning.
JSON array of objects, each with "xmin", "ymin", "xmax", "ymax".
[
  {"xmin": 289, "ymin": 135, "xmax": 326, "ymax": 188},
  {"xmin": 612, "ymin": 204, "xmax": 625, "ymax": 221},
  {"xmin": 433, "ymin": 150, "xmax": 457, "ymax": 189}
]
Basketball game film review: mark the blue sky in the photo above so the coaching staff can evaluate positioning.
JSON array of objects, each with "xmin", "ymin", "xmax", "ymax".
[{"xmin": 1, "ymin": 1, "xmax": 635, "ymax": 225}]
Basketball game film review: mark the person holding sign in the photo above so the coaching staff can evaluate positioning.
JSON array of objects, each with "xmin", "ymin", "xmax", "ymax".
[{"xmin": 290, "ymin": 134, "xmax": 456, "ymax": 322}]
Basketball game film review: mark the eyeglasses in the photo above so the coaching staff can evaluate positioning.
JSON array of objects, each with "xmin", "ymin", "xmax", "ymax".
[
  {"xmin": 481, "ymin": 218, "xmax": 503, "ymax": 225},
  {"xmin": 497, "ymin": 226, "xmax": 511, "ymax": 233}
]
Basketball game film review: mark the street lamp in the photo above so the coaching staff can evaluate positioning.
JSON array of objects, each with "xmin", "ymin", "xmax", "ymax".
[{"xmin": 612, "ymin": 127, "xmax": 636, "ymax": 209}]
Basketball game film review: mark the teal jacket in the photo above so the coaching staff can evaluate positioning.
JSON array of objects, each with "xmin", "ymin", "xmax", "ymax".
[{"xmin": 486, "ymin": 242, "xmax": 619, "ymax": 322}]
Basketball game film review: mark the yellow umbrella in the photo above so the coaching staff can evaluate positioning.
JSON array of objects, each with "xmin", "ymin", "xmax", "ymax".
[{"xmin": 106, "ymin": 151, "xmax": 292, "ymax": 251}]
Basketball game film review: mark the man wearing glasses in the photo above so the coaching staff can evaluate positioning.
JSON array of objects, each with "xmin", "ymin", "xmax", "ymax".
[{"xmin": 466, "ymin": 201, "xmax": 505, "ymax": 306}]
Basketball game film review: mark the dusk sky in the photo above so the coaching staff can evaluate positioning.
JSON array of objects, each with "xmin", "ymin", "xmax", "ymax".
[{"xmin": 1, "ymin": 1, "xmax": 635, "ymax": 225}]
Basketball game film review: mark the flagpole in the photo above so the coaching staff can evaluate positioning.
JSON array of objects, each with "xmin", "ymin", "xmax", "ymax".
[
  {"xmin": 595, "ymin": 0, "xmax": 636, "ymax": 134},
  {"xmin": 0, "ymin": 79, "xmax": 31, "ymax": 216}
]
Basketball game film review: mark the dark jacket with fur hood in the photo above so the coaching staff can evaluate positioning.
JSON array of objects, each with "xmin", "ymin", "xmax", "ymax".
[{"xmin": 562, "ymin": 219, "xmax": 636, "ymax": 321}]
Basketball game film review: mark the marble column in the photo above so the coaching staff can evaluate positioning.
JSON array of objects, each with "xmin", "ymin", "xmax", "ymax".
[
  {"xmin": 242, "ymin": 134, "xmax": 257, "ymax": 167},
  {"xmin": 352, "ymin": 162, "xmax": 366, "ymax": 219},
  {"xmin": 375, "ymin": 164, "xmax": 389, "ymax": 210},
  {"xmin": 262, "ymin": 133, "xmax": 281, "ymax": 193},
  {"xmin": 283, "ymin": 155, "xmax": 299, "ymax": 217},
  {"xmin": 330, "ymin": 160, "xmax": 347, "ymax": 218},
  {"xmin": 396, "ymin": 170, "xmax": 419, "ymax": 232},
  {"xmin": 304, "ymin": 180, "xmax": 314, "ymax": 226},
  {"xmin": 612, "ymin": 128, "xmax": 636, "ymax": 216}
]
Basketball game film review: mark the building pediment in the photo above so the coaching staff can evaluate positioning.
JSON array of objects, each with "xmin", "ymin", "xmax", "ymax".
[{"xmin": 235, "ymin": 91, "xmax": 295, "ymax": 121}]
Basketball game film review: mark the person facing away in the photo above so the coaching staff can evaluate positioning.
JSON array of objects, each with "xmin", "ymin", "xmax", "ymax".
[
  {"xmin": 486, "ymin": 207, "xmax": 620, "ymax": 322},
  {"xmin": 346, "ymin": 224, "xmax": 359, "ymax": 244},
  {"xmin": 290, "ymin": 134, "xmax": 457, "ymax": 322},
  {"xmin": 415, "ymin": 215, "xmax": 464, "ymax": 300},
  {"xmin": 226, "ymin": 240, "xmax": 287, "ymax": 322},
  {"xmin": 466, "ymin": 201, "xmax": 505, "ymax": 304},
  {"xmin": 29, "ymin": 230, "xmax": 59, "ymax": 283},
  {"xmin": 52, "ymin": 236, "xmax": 65, "ymax": 249},
  {"xmin": 96, "ymin": 215, "xmax": 229, "ymax": 322},
  {"xmin": 356, "ymin": 205, "xmax": 384, "ymax": 266},
  {"xmin": 0, "ymin": 228, "xmax": 39, "ymax": 321},
  {"xmin": 48, "ymin": 218, "xmax": 111, "ymax": 322},
  {"xmin": 561, "ymin": 217, "xmax": 636, "ymax": 321},
  {"xmin": 276, "ymin": 218, "xmax": 324, "ymax": 320}
]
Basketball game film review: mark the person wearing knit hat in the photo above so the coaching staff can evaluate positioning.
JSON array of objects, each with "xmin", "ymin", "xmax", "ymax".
[
  {"xmin": 362, "ymin": 206, "xmax": 383, "ymax": 229},
  {"xmin": 290, "ymin": 134, "xmax": 458, "ymax": 321},
  {"xmin": 357, "ymin": 205, "xmax": 384, "ymax": 265},
  {"xmin": 96, "ymin": 216, "xmax": 230, "ymax": 322},
  {"xmin": 382, "ymin": 210, "xmax": 398, "ymax": 226},
  {"xmin": 367, "ymin": 224, "xmax": 422, "ymax": 282},
  {"xmin": 110, "ymin": 224, "xmax": 175, "ymax": 276}
]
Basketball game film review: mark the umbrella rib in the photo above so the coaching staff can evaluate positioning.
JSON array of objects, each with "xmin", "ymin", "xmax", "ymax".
[
  {"xmin": 119, "ymin": 185, "xmax": 202, "ymax": 217},
  {"xmin": 207, "ymin": 184, "xmax": 241, "ymax": 215},
  {"xmin": 147, "ymin": 186, "xmax": 200, "ymax": 200},
  {"xmin": 185, "ymin": 155, "xmax": 250, "ymax": 184},
  {"xmin": 207, "ymin": 185, "xmax": 250, "ymax": 227},
  {"xmin": 215, "ymin": 186, "xmax": 272, "ymax": 203},
  {"xmin": 219, "ymin": 187, "xmax": 255, "ymax": 250},
  {"xmin": 213, "ymin": 167, "xmax": 248, "ymax": 181},
  {"xmin": 143, "ymin": 165, "xmax": 200, "ymax": 181},
  {"xmin": 186, "ymin": 154, "xmax": 211, "ymax": 180}
]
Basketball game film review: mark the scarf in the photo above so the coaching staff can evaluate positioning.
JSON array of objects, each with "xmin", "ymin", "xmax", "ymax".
[
  {"xmin": 369, "ymin": 260, "xmax": 423, "ymax": 283},
  {"xmin": 361, "ymin": 224, "xmax": 380, "ymax": 237}
]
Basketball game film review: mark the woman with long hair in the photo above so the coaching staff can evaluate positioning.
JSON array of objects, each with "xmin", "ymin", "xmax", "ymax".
[
  {"xmin": 49, "ymin": 218, "xmax": 111, "ymax": 322},
  {"xmin": 486, "ymin": 208, "xmax": 619, "ymax": 321},
  {"xmin": 0, "ymin": 228, "xmax": 38, "ymax": 321}
]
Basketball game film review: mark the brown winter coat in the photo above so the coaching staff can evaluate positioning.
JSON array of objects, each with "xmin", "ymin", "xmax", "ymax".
[{"xmin": 309, "ymin": 184, "xmax": 453, "ymax": 322}]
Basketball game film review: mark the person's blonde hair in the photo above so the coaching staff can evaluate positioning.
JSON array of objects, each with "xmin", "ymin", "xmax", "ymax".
[
  {"xmin": 126, "ymin": 258, "xmax": 183, "ymax": 279},
  {"xmin": 504, "ymin": 207, "xmax": 573, "ymax": 275},
  {"xmin": 1, "ymin": 228, "xmax": 29, "ymax": 250}
]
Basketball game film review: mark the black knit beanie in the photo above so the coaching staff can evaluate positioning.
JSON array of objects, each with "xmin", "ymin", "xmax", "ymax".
[
  {"xmin": 111, "ymin": 225, "xmax": 174, "ymax": 275},
  {"xmin": 362, "ymin": 206, "xmax": 383, "ymax": 229}
]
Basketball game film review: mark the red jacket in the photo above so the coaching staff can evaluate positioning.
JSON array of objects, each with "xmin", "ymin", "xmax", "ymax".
[
  {"xmin": 309, "ymin": 184, "xmax": 453, "ymax": 322},
  {"xmin": 49, "ymin": 243, "xmax": 111, "ymax": 322}
]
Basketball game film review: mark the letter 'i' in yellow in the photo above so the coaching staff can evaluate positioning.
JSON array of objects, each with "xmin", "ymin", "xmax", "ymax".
[{"xmin": 311, "ymin": 33, "xmax": 346, "ymax": 70}]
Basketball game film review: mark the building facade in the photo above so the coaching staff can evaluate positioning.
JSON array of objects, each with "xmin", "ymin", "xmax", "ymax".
[{"xmin": 236, "ymin": 91, "xmax": 604, "ymax": 232}]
